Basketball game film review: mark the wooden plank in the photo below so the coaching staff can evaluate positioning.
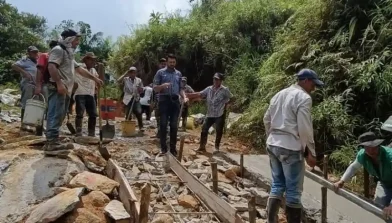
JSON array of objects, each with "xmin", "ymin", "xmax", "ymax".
[
  {"xmin": 106, "ymin": 159, "xmax": 140, "ymax": 223},
  {"xmin": 139, "ymin": 183, "xmax": 151, "ymax": 223},
  {"xmin": 168, "ymin": 154, "xmax": 244, "ymax": 223}
]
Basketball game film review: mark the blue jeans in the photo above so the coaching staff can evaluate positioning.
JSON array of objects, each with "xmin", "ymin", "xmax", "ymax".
[
  {"xmin": 267, "ymin": 145, "xmax": 305, "ymax": 208},
  {"xmin": 159, "ymin": 96, "xmax": 180, "ymax": 153},
  {"xmin": 46, "ymin": 84, "xmax": 69, "ymax": 141},
  {"xmin": 20, "ymin": 83, "xmax": 35, "ymax": 109}
]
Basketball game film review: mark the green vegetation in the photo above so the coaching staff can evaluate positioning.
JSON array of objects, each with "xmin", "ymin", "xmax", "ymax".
[{"xmin": 111, "ymin": 0, "xmax": 392, "ymax": 181}]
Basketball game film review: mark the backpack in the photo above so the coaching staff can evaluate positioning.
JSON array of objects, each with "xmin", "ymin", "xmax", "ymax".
[{"xmin": 43, "ymin": 44, "xmax": 69, "ymax": 83}]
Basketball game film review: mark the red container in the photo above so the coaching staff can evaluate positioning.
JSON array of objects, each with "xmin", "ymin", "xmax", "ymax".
[{"xmin": 100, "ymin": 99, "xmax": 116, "ymax": 120}]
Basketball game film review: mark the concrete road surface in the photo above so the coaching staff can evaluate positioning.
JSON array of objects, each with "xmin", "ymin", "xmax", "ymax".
[{"xmin": 221, "ymin": 153, "xmax": 383, "ymax": 223}]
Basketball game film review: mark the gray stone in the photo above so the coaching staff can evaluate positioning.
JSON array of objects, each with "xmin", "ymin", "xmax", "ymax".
[
  {"xmin": 25, "ymin": 188, "xmax": 84, "ymax": 223},
  {"xmin": 189, "ymin": 169, "xmax": 209, "ymax": 178},
  {"xmin": 199, "ymin": 174, "xmax": 209, "ymax": 184},
  {"xmin": 218, "ymin": 182, "xmax": 241, "ymax": 196},
  {"xmin": 257, "ymin": 208, "xmax": 267, "ymax": 219},
  {"xmin": 232, "ymin": 203, "xmax": 248, "ymax": 212},
  {"xmin": 249, "ymin": 187, "xmax": 269, "ymax": 206},
  {"xmin": 104, "ymin": 200, "xmax": 131, "ymax": 221}
]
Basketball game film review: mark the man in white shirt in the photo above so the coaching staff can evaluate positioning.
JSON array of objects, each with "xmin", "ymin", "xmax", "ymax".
[
  {"xmin": 140, "ymin": 84, "xmax": 153, "ymax": 121},
  {"xmin": 118, "ymin": 66, "xmax": 144, "ymax": 132},
  {"xmin": 74, "ymin": 52, "xmax": 99, "ymax": 137},
  {"xmin": 263, "ymin": 69, "xmax": 323, "ymax": 223}
]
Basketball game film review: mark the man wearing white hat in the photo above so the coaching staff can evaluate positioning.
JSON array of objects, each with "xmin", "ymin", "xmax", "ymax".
[{"xmin": 118, "ymin": 66, "xmax": 144, "ymax": 132}]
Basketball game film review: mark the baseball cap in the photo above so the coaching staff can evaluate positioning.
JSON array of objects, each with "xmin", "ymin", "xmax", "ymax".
[
  {"xmin": 128, "ymin": 66, "xmax": 137, "ymax": 71},
  {"xmin": 61, "ymin": 29, "xmax": 81, "ymax": 39},
  {"xmin": 159, "ymin": 58, "xmax": 167, "ymax": 62},
  {"xmin": 27, "ymin": 46, "xmax": 39, "ymax": 52},
  {"xmin": 296, "ymin": 69, "xmax": 324, "ymax": 87},
  {"xmin": 213, "ymin": 73, "xmax": 225, "ymax": 80},
  {"xmin": 182, "ymin": 77, "xmax": 187, "ymax": 82}
]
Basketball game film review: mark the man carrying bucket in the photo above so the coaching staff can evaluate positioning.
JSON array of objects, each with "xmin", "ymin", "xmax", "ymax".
[
  {"xmin": 118, "ymin": 66, "xmax": 144, "ymax": 133},
  {"xmin": 74, "ymin": 52, "xmax": 100, "ymax": 137},
  {"xmin": 12, "ymin": 46, "xmax": 40, "ymax": 134},
  {"xmin": 45, "ymin": 29, "xmax": 102, "ymax": 151}
]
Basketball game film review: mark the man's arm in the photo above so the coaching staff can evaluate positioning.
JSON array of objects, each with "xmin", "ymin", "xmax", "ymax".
[
  {"xmin": 75, "ymin": 66, "xmax": 102, "ymax": 85},
  {"xmin": 263, "ymin": 106, "xmax": 272, "ymax": 137},
  {"xmin": 12, "ymin": 61, "xmax": 32, "ymax": 80},
  {"xmin": 340, "ymin": 160, "xmax": 362, "ymax": 182},
  {"xmin": 117, "ymin": 71, "xmax": 128, "ymax": 84},
  {"xmin": 297, "ymin": 98, "xmax": 316, "ymax": 157}
]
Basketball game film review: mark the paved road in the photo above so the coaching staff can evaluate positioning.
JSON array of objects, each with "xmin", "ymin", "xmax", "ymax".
[{"xmin": 222, "ymin": 153, "xmax": 383, "ymax": 223}]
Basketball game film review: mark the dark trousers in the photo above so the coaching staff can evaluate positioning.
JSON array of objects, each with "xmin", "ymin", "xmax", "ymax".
[
  {"xmin": 75, "ymin": 95, "xmax": 97, "ymax": 136},
  {"xmin": 181, "ymin": 106, "xmax": 189, "ymax": 129},
  {"xmin": 141, "ymin": 105, "xmax": 151, "ymax": 120},
  {"xmin": 126, "ymin": 99, "xmax": 143, "ymax": 129},
  {"xmin": 159, "ymin": 96, "xmax": 180, "ymax": 154},
  {"xmin": 200, "ymin": 114, "xmax": 225, "ymax": 149}
]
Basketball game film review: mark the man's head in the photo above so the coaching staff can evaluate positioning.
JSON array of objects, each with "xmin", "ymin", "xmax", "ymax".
[
  {"xmin": 159, "ymin": 58, "xmax": 167, "ymax": 69},
  {"xmin": 49, "ymin": 40, "xmax": 58, "ymax": 49},
  {"xmin": 213, "ymin": 73, "xmax": 225, "ymax": 87},
  {"xmin": 27, "ymin": 46, "xmax": 39, "ymax": 61},
  {"xmin": 181, "ymin": 77, "xmax": 187, "ymax": 87},
  {"xmin": 358, "ymin": 132, "xmax": 384, "ymax": 159},
  {"xmin": 61, "ymin": 29, "xmax": 81, "ymax": 49},
  {"xmin": 127, "ymin": 66, "xmax": 137, "ymax": 78},
  {"xmin": 296, "ymin": 69, "xmax": 324, "ymax": 93},
  {"xmin": 82, "ymin": 52, "xmax": 97, "ymax": 68},
  {"xmin": 166, "ymin": 54, "xmax": 176, "ymax": 69}
]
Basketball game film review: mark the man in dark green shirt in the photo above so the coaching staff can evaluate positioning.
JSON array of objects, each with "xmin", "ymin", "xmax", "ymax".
[{"xmin": 334, "ymin": 132, "xmax": 392, "ymax": 219}]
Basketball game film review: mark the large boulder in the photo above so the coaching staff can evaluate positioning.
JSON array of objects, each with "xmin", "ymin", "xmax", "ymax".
[
  {"xmin": 69, "ymin": 171, "xmax": 119, "ymax": 195},
  {"xmin": 25, "ymin": 187, "xmax": 84, "ymax": 223}
]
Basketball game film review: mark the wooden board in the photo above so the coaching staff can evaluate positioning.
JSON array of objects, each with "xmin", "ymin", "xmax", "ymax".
[
  {"xmin": 106, "ymin": 159, "xmax": 140, "ymax": 223},
  {"xmin": 168, "ymin": 154, "xmax": 244, "ymax": 223}
]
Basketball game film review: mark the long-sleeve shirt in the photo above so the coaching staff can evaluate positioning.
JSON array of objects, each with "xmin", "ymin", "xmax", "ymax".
[{"xmin": 263, "ymin": 84, "xmax": 316, "ymax": 156}]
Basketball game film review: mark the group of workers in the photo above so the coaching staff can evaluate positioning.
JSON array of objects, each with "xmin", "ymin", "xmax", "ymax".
[
  {"xmin": 12, "ymin": 29, "xmax": 103, "ymax": 151},
  {"xmin": 264, "ymin": 69, "xmax": 392, "ymax": 222},
  {"xmin": 11, "ymin": 27, "xmax": 392, "ymax": 223},
  {"xmin": 118, "ymin": 53, "xmax": 232, "ymax": 156}
]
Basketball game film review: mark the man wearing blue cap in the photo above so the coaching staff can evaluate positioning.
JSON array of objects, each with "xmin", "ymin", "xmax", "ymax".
[{"xmin": 263, "ymin": 69, "xmax": 324, "ymax": 223}]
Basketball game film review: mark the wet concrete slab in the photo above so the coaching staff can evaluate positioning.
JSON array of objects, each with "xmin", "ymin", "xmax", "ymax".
[{"xmin": 220, "ymin": 153, "xmax": 382, "ymax": 223}]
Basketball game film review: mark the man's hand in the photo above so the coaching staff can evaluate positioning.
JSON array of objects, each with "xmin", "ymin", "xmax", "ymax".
[
  {"xmin": 333, "ymin": 180, "xmax": 345, "ymax": 193},
  {"xmin": 383, "ymin": 205, "xmax": 392, "ymax": 218},
  {"xmin": 162, "ymin": 83, "xmax": 171, "ymax": 89},
  {"xmin": 94, "ymin": 77, "xmax": 103, "ymax": 87},
  {"xmin": 57, "ymin": 82, "xmax": 67, "ymax": 95},
  {"xmin": 183, "ymin": 97, "xmax": 189, "ymax": 103},
  {"xmin": 34, "ymin": 85, "xmax": 42, "ymax": 95},
  {"xmin": 305, "ymin": 153, "xmax": 317, "ymax": 168}
]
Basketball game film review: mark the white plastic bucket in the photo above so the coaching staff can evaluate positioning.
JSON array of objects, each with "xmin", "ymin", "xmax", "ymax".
[{"xmin": 23, "ymin": 94, "xmax": 46, "ymax": 127}]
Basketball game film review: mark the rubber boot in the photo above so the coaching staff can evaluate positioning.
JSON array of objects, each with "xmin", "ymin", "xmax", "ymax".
[
  {"xmin": 36, "ymin": 126, "xmax": 43, "ymax": 136},
  {"xmin": 75, "ymin": 118, "xmax": 83, "ymax": 137},
  {"xmin": 286, "ymin": 206, "xmax": 302, "ymax": 223},
  {"xmin": 267, "ymin": 198, "xmax": 281, "ymax": 223},
  {"xmin": 88, "ymin": 118, "xmax": 96, "ymax": 137}
]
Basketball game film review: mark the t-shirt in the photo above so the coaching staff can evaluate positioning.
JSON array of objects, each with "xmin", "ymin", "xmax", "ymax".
[
  {"xmin": 15, "ymin": 57, "xmax": 37, "ymax": 86},
  {"xmin": 48, "ymin": 45, "xmax": 80, "ymax": 95},
  {"xmin": 74, "ymin": 63, "xmax": 98, "ymax": 97},
  {"xmin": 140, "ymin": 86, "xmax": 153, "ymax": 106},
  {"xmin": 200, "ymin": 85, "xmax": 232, "ymax": 118}
]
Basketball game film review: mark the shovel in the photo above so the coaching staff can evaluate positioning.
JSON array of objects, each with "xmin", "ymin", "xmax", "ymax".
[
  {"xmin": 97, "ymin": 87, "xmax": 111, "ymax": 160},
  {"xmin": 178, "ymin": 101, "xmax": 184, "ymax": 130},
  {"xmin": 66, "ymin": 113, "xmax": 76, "ymax": 135},
  {"xmin": 101, "ymin": 79, "xmax": 115, "ymax": 139}
]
